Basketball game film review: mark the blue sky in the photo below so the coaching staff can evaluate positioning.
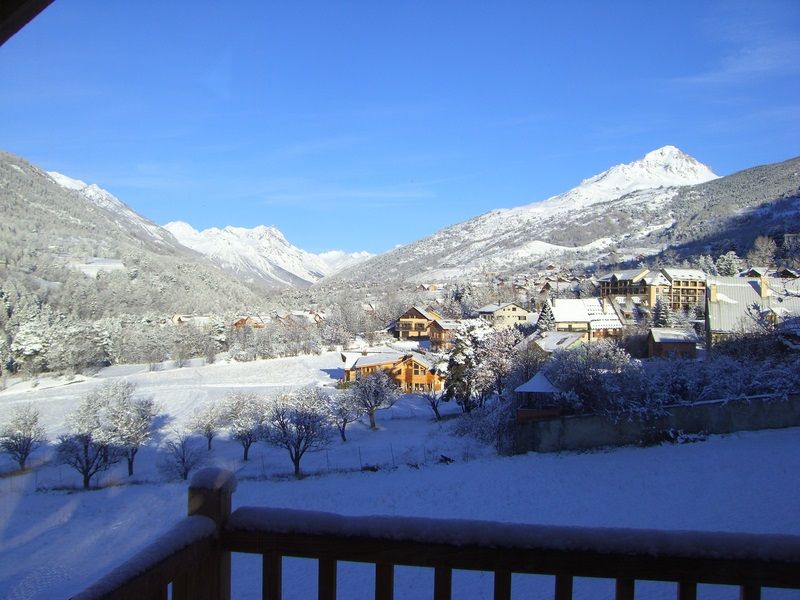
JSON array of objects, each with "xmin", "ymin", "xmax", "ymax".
[{"xmin": 1, "ymin": 1, "xmax": 798, "ymax": 253}]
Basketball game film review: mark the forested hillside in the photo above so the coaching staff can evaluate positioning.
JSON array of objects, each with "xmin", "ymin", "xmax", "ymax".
[{"xmin": 0, "ymin": 151, "xmax": 270, "ymax": 375}]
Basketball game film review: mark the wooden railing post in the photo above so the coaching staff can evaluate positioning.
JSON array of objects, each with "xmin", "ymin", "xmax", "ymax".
[{"xmin": 175, "ymin": 468, "xmax": 237, "ymax": 600}]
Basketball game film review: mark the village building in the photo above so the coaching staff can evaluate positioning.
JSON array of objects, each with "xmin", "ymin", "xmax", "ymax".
[
  {"xmin": 394, "ymin": 306, "xmax": 442, "ymax": 340},
  {"xmin": 661, "ymin": 268, "xmax": 707, "ymax": 311},
  {"xmin": 597, "ymin": 268, "xmax": 651, "ymax": 300},
  {"xmin": 532, "ymin": 331, "xmax": 585, "ymax": 354},
  {"xmin": 232, "ymin": 315, "xmax": 268, "ymax": 330},
  {"xmin": 342, "ymin": 351, "xmax": 444, "ymax": 392},
  {"xmin": 428, "ymin": 319, "xmax": 459, "ymax": 352},
  {"xmin": 706, "ymin": 276, "xmax": 800, "ymax": 346},
  {"xmin": 476, "ymin": 302, "xmax": 532, "ymax": 329},
  {"xmin": 548, "ymin": 297, "xmax": 624, "ymax": 341},
  {"xmin": 598, "ymin": 267, "xmax": 707, "ymax": 310},
  {"xmin": 647, "ymin": 328, "xmax": 699, "ymax": 359}
]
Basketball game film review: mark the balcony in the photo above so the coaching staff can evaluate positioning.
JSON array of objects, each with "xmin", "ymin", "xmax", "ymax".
[{"xmin": 73, "ymin": 468, "xmax": 800, "ymax": 600}]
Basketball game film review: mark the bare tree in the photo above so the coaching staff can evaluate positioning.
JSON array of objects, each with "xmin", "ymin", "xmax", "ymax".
[
  {"xmin": 0, "ymin": 404, "xmax": 47, "ymax": 470},
  {"xmin": 327, "ymin": 391, "xmax": 364, "ymax": 441},
  {"xmin": 189, "ymin": 402, "xmax": 223, "ymax": 450},
  {"xmin": 263, "ymin": 387, "xmax": 333, "ymax": 477},
  {"xmin": 57, "ymin": 393, "xmax": 119, "ymax": 489},
  {"xmin": 422, "ymin": 389, "xmax": 444, "ymax": 421},
  {"xmin": 222, "ymin": 392, "xmax": 266, "ymax": 461},
  {"xmin": 349, "ymin": 370, "xmax": 400, "ymax": 430},
  {"xmin": 97, "ymin": 381, "xmax": 159, "ymax": 477},
  {"xmin": 159, "ymin": 430, "xmax": 206, "ymax": 481},
  {"xmin": 747, "ymin": 235, "xmax": 777, "ymax": 267}
]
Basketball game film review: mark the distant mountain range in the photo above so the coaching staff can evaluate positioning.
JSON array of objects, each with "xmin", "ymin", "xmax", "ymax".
[
  {"xmin": 163, "ymin": 221, "xmax": 372, "ymax": 288},
  {"xmin": 324, "ymin": 146, "xmax": 800, "ymax": 285},
  {"xmin": 3, "ymin": 146, "xmax": 799, "ymax": 301}
]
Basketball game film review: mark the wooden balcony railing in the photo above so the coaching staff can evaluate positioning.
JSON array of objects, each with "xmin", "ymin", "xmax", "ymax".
[{"xmin": 74, "ymin": 468, "xmax": 800, "ymax": 600}]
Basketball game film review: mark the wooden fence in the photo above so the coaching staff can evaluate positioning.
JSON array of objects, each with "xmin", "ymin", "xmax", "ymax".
[{"xmin": 73, "ymin": 468, "xmax": 800, "ymax": 600}]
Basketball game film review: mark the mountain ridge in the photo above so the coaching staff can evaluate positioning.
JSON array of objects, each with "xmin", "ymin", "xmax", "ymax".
[
  {"xmin": 163, "ymin": 221, "xmax": 373, "ymax": 288},
  {"xmin": 321, "ymin": 147, "xmax": 799, "ymax": 285}
]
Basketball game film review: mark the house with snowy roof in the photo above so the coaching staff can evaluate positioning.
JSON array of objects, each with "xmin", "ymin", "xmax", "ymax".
[
  {"xmin": 476, "ymin": 302, "xmax": 532, "ymax": 330},
  {"xmin": 342, "ymin": 351, "xmax": 444, "ymax": 392},
  {"xmin": 597, "ymin": 267, "xmax": 651, "ymax": 300},
  {"xmin": 661, "ymin": 268, "xmax": 707, "ymax": 311},
  {"xmin": 706, "ymin": 276, "xmax": 800, "ymax": 346},
  {"xmin": 394, "ymin": 306, "xmax": 442, "ymax": 340},
  {"xmin": 548, "ymin": 297, "xmax": 624, "ymax": 341},
  {"xmin": 647, "ymin": 328, "xmax": 699, "ymax": 358},
  {"xmin": 598, "ymin": 267, "xmax": 707, "ymax": 310},
  {"xmin": 428, "ymin": 319, "xmax": 460, "ymax": 351}
]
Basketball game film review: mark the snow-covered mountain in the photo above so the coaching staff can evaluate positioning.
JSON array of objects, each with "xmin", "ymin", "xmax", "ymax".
[
  {"xmin": 1, "ymin": 152, "xmax": 267, "ymax": 315},
  {"xmin": 164, "ymin": 221, "xmax": 373, "ymax": 288},
  {"xmin": 323, "ymin": 146, "xmax": 798, "ymax": 285},
  {"xmin": 46, "ymin": 169, "xmax": 372, "ymax": 288},
  {"xmin": 47, "ymin": 171, "xmax": 182, "ymax": 251}
]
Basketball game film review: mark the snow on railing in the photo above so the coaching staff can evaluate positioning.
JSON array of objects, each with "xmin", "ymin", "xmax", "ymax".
[
  {"xmin": 225, "ymin": 506, "xmax": 800, "ymax": 564},
  {"xmin": 72, "ymin": 516, "xmax": 216, "ymax": 599},
  {"xmin": 74, "ymin": 468, "xmax": 800, "ymax": 600}
]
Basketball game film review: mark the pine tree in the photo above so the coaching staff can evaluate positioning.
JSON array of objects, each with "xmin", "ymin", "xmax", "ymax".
[
  {"xmin": 536, "ymin": 301, "xmax": 556, "ymax": 332},
  {"xmin": 715, "ymin": 251, "xmax": 741, "ymax": 276},
  {"xmin": 652, "ymin": 298, "xmax": 673, "ymax": 328}
]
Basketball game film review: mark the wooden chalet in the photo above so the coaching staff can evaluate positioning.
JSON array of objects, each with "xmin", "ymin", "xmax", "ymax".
[
  {"xmin": 428, "ymin": 319, "xmax": 459, "ymax": 352},
  {"xmin": 394, "ymin": 306, "xmax": 442, "ymax": 340},
  {"xmin": 343, "ymin": 352, "xmax": 444, "ymax": 392}
]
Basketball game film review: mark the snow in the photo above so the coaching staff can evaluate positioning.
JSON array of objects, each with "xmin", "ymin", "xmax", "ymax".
[
  {"xmin": 71, "ymin": 515, "xmax": 216, "ymax": 599},
  {"xmin": 190, "ymin": 467, "xmax": 238, "ymax": 493},
  {"xmin": 47, "ymin": 171, "xmax": 88, "ymax": 190},
  {"xmin": 1, "ymin": 353, "xmax": 799, "ymax": 599},
  {"xmin": 228, "ymin": 506, "xmax": 800, "ymax": 562},
  {"xmin": 68, "ymin": 257, "xmax": 126, "ymax": 277},
  {"xmin": 47, "ymin": 171, "xmax": 179, "ymax": 248},
  {"xmin": 164, "ymin": 220, "xmax": 372, "ymax": 287}
]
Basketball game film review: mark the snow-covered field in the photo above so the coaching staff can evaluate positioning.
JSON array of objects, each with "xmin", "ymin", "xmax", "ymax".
[{"xmin": 1, "ymin": 354, "xmax": 799, "ymax": 599}]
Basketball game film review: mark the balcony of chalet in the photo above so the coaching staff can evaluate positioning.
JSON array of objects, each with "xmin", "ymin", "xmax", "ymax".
[{"xmin": 73, "ymin": 468, "xmax": 800, "ymax": 600}]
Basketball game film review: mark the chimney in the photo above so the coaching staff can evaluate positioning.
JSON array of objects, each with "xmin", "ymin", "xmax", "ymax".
[
  {"xmin": 709, "ymin": 283, "xmax": 718, "ymax": 303},
  {"xmin": 759, "ymin": 275, "xmax": 770, "ymax": 299},
  {"xmin": 602, "ymin": 296, "xmax": 611, "ymax": 314}
]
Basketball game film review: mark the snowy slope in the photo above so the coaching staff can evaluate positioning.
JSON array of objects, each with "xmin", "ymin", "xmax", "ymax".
[
  {"xmin": 47, "ymin": 171, "xmax": 182, "ymax": 251},
  {"xmin": 0, "ymin": 354, "xmax": 798, "ymax": 599},
  {"xmin": 327, "ymin": 146, "xmax": 720, "ymax": 284},
  {"xmin": 164, "ymin": 221, "xmax": 373, "ymax": 288}
]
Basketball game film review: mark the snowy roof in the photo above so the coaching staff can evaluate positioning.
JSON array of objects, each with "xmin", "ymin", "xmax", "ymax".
[
  {"xmin": 516, "ymin": 371, "xmax": 560, "ymax": 394},
  {"xmin": 707, "ymin": 277, "xmax": 800, "ymax": 334},
  {"xmin": 534, "ymin": 331, "xmax": 585, "ymax": 353},
  {"xmin": 740, "ymin": 267, "xmax": 769, "ymax": 277},
  {"xmin": 351, "ymin": 352, "xmax": 405, "ymax": 368},
  {"xmin": 642, "ymin": 271, "xmax": 670, "ymax": 286},
  {"xmin": 649, "ymin": 328, "xmax": 699, "ymax": 344},
  {"xmin": 597, "ymin": 268, "xmax": 648, "ymax": 283},
  {"xmin": 433, "ymin": 319, "xmax": 460, "ymax": 330},
  {"xmin": 662, "ymin": 268, "xmax": 707, "ymax": 282},
  {"xmin": 350, "ymin": 351, "xmax": 435, "ymax": 370},
  {"xmin": 476, "ymin": 302, "xmax": 526, "ymax": 314},
  {"xmin": 405, "ymin": 305, "xmax": 438, "ymax": 321},
  {"xmin": 550, "ymin": 298, "xmax": 623, "ymax": 329}
]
